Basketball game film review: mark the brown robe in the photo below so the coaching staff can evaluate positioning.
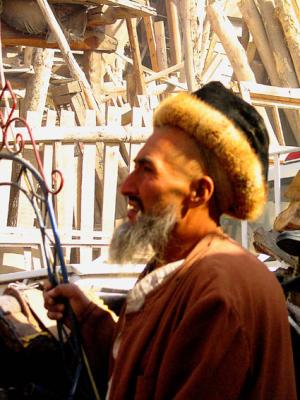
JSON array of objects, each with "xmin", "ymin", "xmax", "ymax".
[{"xmin": 82, "ymin": 232, "xmax": 297, "ymax": 399}]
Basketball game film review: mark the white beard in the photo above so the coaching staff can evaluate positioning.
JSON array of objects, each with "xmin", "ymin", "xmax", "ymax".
[{"xmin": 108, "ymin": 206, "xmax": 177, "ymax": 264}]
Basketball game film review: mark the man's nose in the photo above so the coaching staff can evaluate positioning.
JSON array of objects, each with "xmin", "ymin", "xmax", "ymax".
[{"xmin": 120, "ymin": 171, "xmax": 137, "ymax": 196}]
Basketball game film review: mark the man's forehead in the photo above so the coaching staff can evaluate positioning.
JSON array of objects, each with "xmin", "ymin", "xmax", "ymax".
[
  {"xmin": 142, "ymin": 126, "xmax": 201, "ymax": 159},
  {"xmin": 135, "ymin": 126, "xmax": 203, "ymax": 175}
]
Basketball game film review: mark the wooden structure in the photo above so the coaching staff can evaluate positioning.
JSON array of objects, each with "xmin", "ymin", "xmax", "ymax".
[
  {"xmin": 0, "ymin": 103, "xmax": 153, "ymax": 274},
  {"xmin": 51, "ymin": 80, "xmax": 89, "ymax": 125}
]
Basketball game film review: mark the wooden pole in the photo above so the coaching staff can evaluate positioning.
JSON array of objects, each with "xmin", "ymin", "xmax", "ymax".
[
  {"xmin": 143, "ymin": 15, "xmax": 159, "ymax": 72},
  {"xmin": 238, "ymin": 0, "xmax": 282, "ymax": 86},
  {"xmin": 22, "ymin": 48, "xmax": 54, "ymax": 125},
  {"xmin": 257, "ymin": 0, "xmax": 300, "ymax": 144},
  {"xmin": 126, "ymin": 18, "xmax": 146, "ymax": 95},
  {"xmin": 207, "ymin": 1, "xmax": 256, "ymax": 82},
  {"xmin": 36, "ymin": 0, "xmax": 105, "ymax": 124},
  {"xmin": 191, "ymin": 0, "xmax": 206, "ymax": 84},
  {"xmin": 1, "ymin": 21, "xmax": 117, "ymax": 52},
  {"xmin": 165, "ymin": 0, "xmax": 182, "ymax": 66},
  {"xmin": 258, "ymin": 0, "xmax": 299, "ymax": 87},
  {"xmin": 207, "ymin": 1, "xmax": 280, "ymax": 147},
  {"xmin": 275, "ymin": 0, "xmax": 300, "ymax": 83},
  {"xmin": 202, "ymin": 32, "xmax": 218, "ymax": 76},
  {"xmin": 154, "ymin": 21, "xmax": 168, "ymax": 71},
  {"xmin": 198, "ymin": 16, "xmax": 211, "ymax": 80},
  {"xmin": 83, "ymin": 51, "xmax": 105, "ymax": 105},
  {"xmin": 180, "ymin": 0, "xmax": 196, "ymax": 91},
  {"xmin": 239, "ymin": 0, "xmax": 300, "ymax": 145},
  {"xmin": 23, "ymin": 47, "xmax": 34, "ymax": 67}
]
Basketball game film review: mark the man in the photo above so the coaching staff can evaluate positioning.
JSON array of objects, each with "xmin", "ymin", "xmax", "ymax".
[{"xmin": 44, "ymin": 82, "xmax": 297, "ymax": 399}]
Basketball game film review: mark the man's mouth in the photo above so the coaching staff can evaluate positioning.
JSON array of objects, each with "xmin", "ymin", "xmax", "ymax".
[{"xmin": 127, "ymin": 196, "xmax": 143, "ymax": 221}]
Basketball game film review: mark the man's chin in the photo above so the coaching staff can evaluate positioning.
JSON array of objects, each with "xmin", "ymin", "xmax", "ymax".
[
  {"xmin": 127, "ymin": 209, "xmax": 140, "ymax": 222},
  {"xmin": 109, "ymin": 206, "xmax": 177, "ymax": 264}
]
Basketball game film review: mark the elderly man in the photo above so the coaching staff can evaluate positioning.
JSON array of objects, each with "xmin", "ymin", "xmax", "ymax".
[{"xmin": 44, "ymin": 82, "xmax": 297, "ymax": 399}]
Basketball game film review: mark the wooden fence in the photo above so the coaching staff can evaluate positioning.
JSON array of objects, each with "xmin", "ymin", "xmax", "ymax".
[
  {"xmin": 0, "ymin": 103, "xmax": 154, "ymax": 273},
  {"xmin": 1, "ymin": 82, "xmax": 300, "ymax": 276}
]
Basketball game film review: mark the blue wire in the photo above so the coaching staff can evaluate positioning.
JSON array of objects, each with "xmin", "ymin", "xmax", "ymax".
[{"xmin": 46, "ymin": 197, "xmax": 69, "ymax": 284}]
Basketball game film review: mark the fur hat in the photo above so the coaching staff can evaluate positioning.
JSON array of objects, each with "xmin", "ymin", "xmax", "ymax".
[{"xmin": 153, "ymin": 81, "xmax": 269, "ymax": 220}]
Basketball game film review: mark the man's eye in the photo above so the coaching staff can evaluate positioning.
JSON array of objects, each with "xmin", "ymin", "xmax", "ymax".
[{"xmin": 142, "ymin": 165, "xmax": 153, "ymax": 172}]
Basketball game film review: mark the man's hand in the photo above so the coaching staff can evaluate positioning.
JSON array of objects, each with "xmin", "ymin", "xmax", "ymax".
[{"xmin": 43, "ymin": 281, "xmax": 91, "ymax": 327}]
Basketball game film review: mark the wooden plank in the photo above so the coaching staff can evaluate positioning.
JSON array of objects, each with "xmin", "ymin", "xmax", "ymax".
[
  {"xmin": 238, "ymin": 81, "xmax": 300, "ymax": 104},
  {"xmin": 6, "ymin": 125, "xmax": 153, "ymax": 143},
  {"xmin": 271, "ymin": 107, "xmax": 286, "ymax": 146},
  {"xmin": 137, "ymin": 95, "xmax": 152, "ymax": 127},
  {"xmin": 144, "ymin": 62, "xmax": 184, "ymax": 83},
  {"xmin": 101, "ymin": 143, "xmax": 119, "ymax": 254},
  {"xmin": 88, "ymin": 6, "xmax": 147, "ymax": 26},
  {"xmin": 51, "ymin": 81, "xmax": 82, "ymax": 97},
  {"xmin": 116, "ymin": 50, "xmax": 184, "ymax": 86},
  {"xmin": 36, "ymin": 0, "xmax": 105, "ymax": 125},
  {"xmin": 198, "ymin": 16, "xmax": 211, "ymax": 78},
  {"xmin": 1, "ymin": 22, "xmax": 118, "ymax": 52},
  {"xmin": 69, "ymin": 93, "xmax": 88, "ymax": 126},
  {"xmin": 143, "ymin": 15, "xmax": 159, "ymax": 72},
  {"xmin": 201, "ymin": 53, "xmax": 224, "ymax": 83},
  {"xmin": 50, "ymin": 0, "xmax": 157, "ymax": 16},
  {"xmin": 126, "ymin": 18, "xmax": 146, "ymax": 95},
  {"xmin": 101, "ymin": 109, "xmax": 120, "ymax": 259},
  {"xmin": 54, "ymin": 110, "xmax": 76, "ymax": 262},
  {"xmin": 80, "ymin": 110, "xmax": 97, "ymax": 263},
  {"xmin": 0, "ymin": 158, "xmax": 12, "ymax": 227},
  {"xmin": 129, "ymin": 107, "xmax": 144, "ymax": 172},
  {"xmin": 43, "ymin": 109, "xmax": 56, "ymax": 196},
  {"xmin": 16, "ymin": 111, "xmax": 40, "ymax": 229}
]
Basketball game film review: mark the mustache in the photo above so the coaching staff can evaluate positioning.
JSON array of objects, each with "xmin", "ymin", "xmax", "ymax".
[{"xmin": 128, "ymin": 195, "xmax": 144, "ymax": 212}]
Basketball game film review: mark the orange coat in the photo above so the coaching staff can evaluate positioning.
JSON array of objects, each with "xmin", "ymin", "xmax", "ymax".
[{"xmin": 82, "ymin": 232, "xmax": 297, "ymax": 399}]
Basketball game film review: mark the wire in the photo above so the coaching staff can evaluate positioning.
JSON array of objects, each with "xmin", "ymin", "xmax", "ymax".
[{"xmin": 0, "ymin": 152, "xmax": 100, "ymax": 399}]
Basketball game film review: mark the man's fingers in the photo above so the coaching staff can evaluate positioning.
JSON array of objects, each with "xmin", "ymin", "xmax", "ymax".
[
  {"xmin": 46, "ymin": 283, "xmax": 79, "ymax": 299},
  {"xmin": 47, "ymin": 310, "xmax": 64, "ymax": 320}
]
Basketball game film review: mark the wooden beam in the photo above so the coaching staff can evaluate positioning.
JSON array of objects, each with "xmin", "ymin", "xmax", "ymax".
[
  {"xmin": 165, "ymin": 0, "xmax": 182, "ymax": 66},
  {"xmin": 126, "ymin": 18, "xmax": 146, "ymax": 94},
  {"xmin": 207, "ymin": 2, "xmax": 255, "ymax": 82},
  {"xmin": 1, "ymin": 21, "xmax": 117, "ymax": 52},
  {"xmin": 49, "ymin": 0, "xmax": 157, "ymax": 16},
  {"xmin": 180, "ymin": 0, "xmax": 196, "ymax": 91},
  {"xmin": 276, "ymin": 0, "xmax": 300, "ymax": 83},
  {"xmin": 238, "ymin": 0, "xmax": 281, "ymax": 85},
  {"xmin": 143, "ymin": 15, "xmax": 159, "ymax": 72},
  {"xmin": 83, "ymin": 50, "xmax": 104, "ymax": 104},
  {"xmin": 22, "ymin": 48, "xmax": 54, "ymax": 125},
  {"xmin": 8, "ymin": 125, "xmax": 153, "ymax": 143},
  {"xmin": 198, "ymin": 16, "xmax": 210, "ymax": 79},
  {"xmin": 116, "ymin": 50, "xmax": 184, "ymax": 85},
  {"xmin": 87, "ymin": 6, "xmax": 151, "ymax": 27},
  {"xmin": 154, "ymin": 21, "xmax": 168, "ymax": 71},
  {"xmin": 36, "ymin": 0, "xmax": 105, "ymax": 125},
  {"xmin": 237, "ymin": 81, "xmax": 300, "ymax": 105}
]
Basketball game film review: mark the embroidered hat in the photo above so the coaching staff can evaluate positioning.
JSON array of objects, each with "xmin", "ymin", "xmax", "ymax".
[{"xmin": 153, "ymin": 81, "xmax": 269, "ymax": 220}]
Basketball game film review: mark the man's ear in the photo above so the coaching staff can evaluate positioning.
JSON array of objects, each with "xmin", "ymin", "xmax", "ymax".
[{"xmin": 189, "ymin": 176, "xmax": 214, "ymax": 207}]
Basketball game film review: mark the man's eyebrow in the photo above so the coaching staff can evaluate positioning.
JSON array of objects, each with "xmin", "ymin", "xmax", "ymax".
[{"xmin": 134, "ymin": 156, "xmax": 155, "ymax": 166}]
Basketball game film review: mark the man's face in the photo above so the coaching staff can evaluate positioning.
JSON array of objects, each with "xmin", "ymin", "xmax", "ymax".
[
  {"xmin": 122, "ymin": 126, "xmax": 196, "ymax": 222},
  {"xmin": 109, "ymin": 127, "xmax": 202, "ymax": 264}
]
